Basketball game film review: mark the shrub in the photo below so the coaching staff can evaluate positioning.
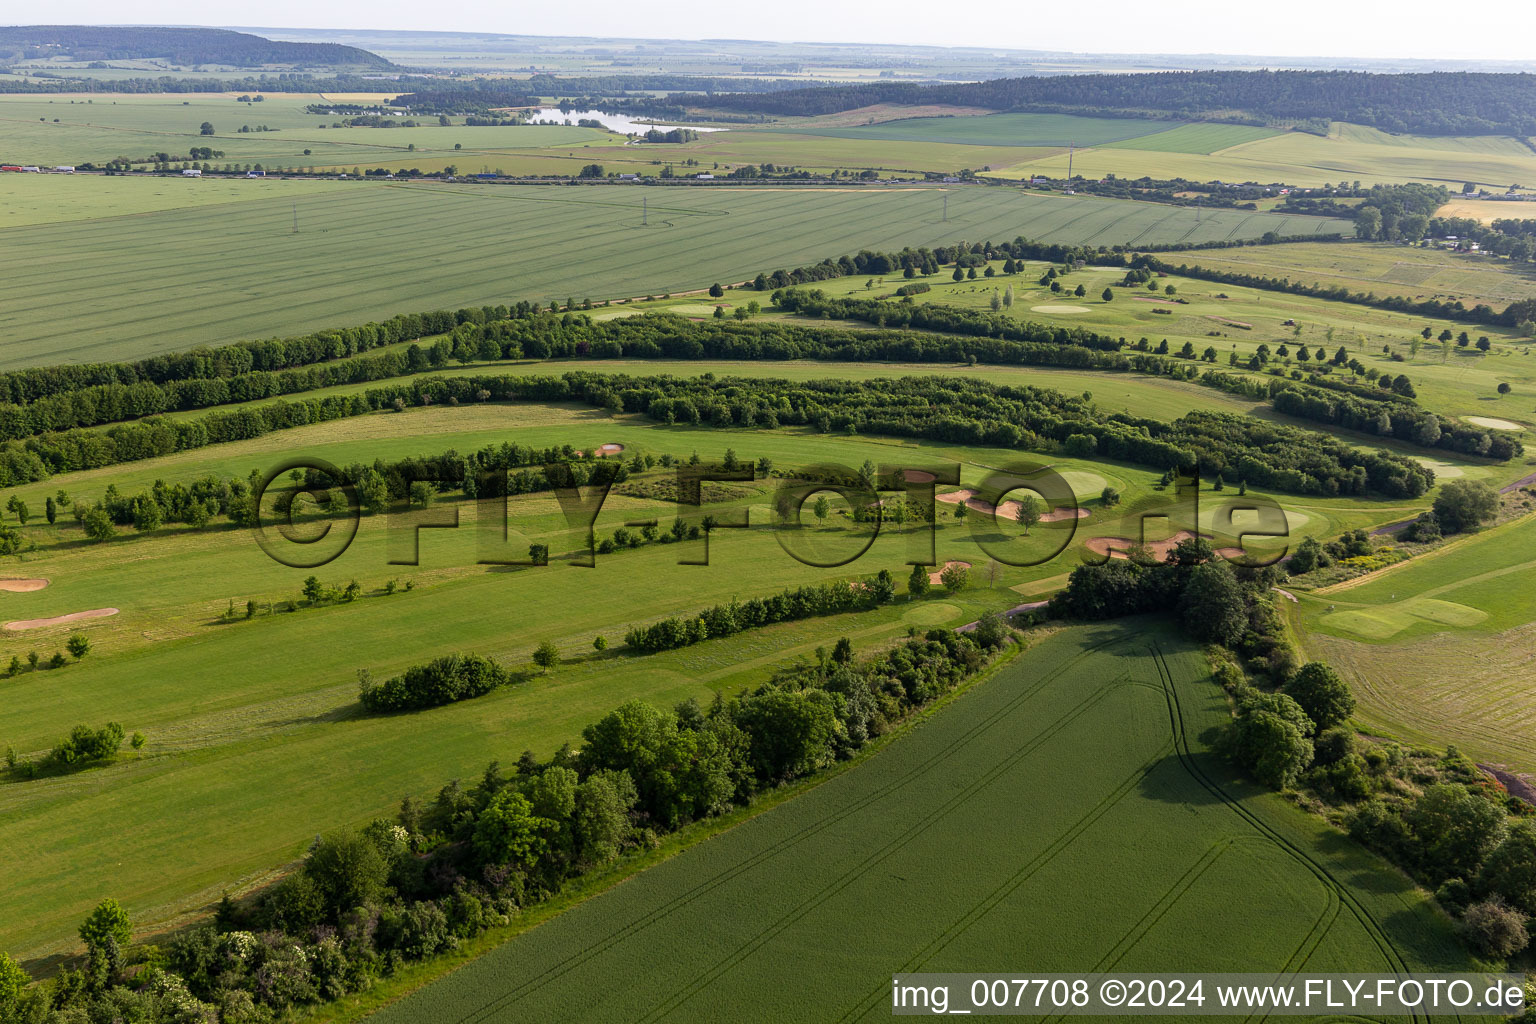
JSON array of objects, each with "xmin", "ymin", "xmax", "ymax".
[
  {"xmin": 1458, "ymin": 900, "xmax": 1529, "ymax": 958},
  {"xmin": 1478, "ymin": 821, "xmax": 1536, "ymax": 915},
  {"xmin": 939, "ymin": 562, "xmax": 970, "ymax": 594},
  {"xmin": 532, "ymin": 641, "xmax": 560, "ymax": 669},
  {"xmin": 67, "ymin": 633, "xmax": 91, "ymax": 659},
  {"xmin": 970, "ymin": 611, "xmax": 1010, "ymax": 649},
  {"xmin": 358, "ymin": 653, "xmax": 511, "ymax": 712},
  {"xmin": 49, "ymin": 721, "xmax": 125, "ymax": 768},
  {"xmin": 1228, "ymin": 691, "xmax": 1314, "ymax": 789},
  {"xmin": 1433, "ymin": 479, "xmax": 1499, "ymax": 534},
  {"xmin": 1286, "ymin": 662, "xmax": 1356, "ymax": 731},
  {"xmin": 79, "ymin": 896, "xmax": 132, "ymax": 954}
]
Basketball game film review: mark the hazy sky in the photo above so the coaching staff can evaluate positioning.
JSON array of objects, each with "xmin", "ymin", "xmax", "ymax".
[{"xmin": 32, "ymin": 0, "xmax": 1536, "ymax": 61}]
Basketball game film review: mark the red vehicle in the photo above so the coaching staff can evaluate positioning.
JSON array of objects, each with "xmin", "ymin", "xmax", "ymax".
[{"xmin": 0, "ymin": 165, "xmax": 23, "ymax": 172}]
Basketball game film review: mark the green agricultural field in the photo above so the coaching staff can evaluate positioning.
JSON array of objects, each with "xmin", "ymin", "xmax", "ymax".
[
  {"xmin": 1095, "ymin": 122, "xmax": 1283, "ymax": 154},
  {"xmin": 0, "ymin": 93, "xmax": 619, "ymax": 169},
  {"xmin": 1170, "ymin": 240, "xmax": 1536, "ymax": 314},
  {"xmin": 1301, "ymin": 509, "xmax": 1536, "ymax": 779},
  {"xmin": 0, "ymin": 172, "xmax": 349, "ymax": 226},
  {"xmin": 0, "ymin": 181, "xmax": 1350, "ymax": 368},
  {"xmin": 987, "ymin": 121, "xmax": 1536, "ymax": 189},
  {"xmin": 764, "ymin": 111, "xmax": 1175, "ymax": 148},
  {"xmin": 367, "ymin": 623, "xmax": 1465, "ymax": 1023}
]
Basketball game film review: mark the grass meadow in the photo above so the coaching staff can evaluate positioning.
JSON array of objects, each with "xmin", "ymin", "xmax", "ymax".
[
  {"xmin": 0, "ymin": 180, "xmax": 1350, "ymax": 368},
  {"xmin": 1166, "ymin": 240, "xmax": 1536, "ymax": 314},
  {"xmin": 363, "ymin": 623, "xmax": 1466, "ymax": 1023},
  {"xmin": 1301, "ymin": 508, "xmax": 1536, "ymax": 779}
]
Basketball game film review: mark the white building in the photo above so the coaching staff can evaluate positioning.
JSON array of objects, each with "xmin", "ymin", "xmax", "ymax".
[{"xmin": 182, "ymin": 168, "xmax": 202, "ymax": 177}]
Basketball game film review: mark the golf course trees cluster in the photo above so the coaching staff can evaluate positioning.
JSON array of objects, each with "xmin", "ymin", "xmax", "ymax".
[
  {"xmin": 624, "ymin": 574, "xmax": 896, "ymax": 652},
  {"xmin": 359, "ymin": 368, "xmax": 1436, "ymax": 500},
  {"xmin": 1432, "ymin": 479, "xmax": 1501, "ymax": 534},
  {"xmin": 1048, "ymin": 536, "xmax": 1300, "ymax": 678},
  {"xmin": 1204, "ymin": 370, "xmax": 1517, "ymax": 461},
  {"xmin": 357, "ymin": 653, "xmax": 515, "ymax": 713},
  {"xmin": 1, "ymin": 627, "xmax": 1010, "ymax": 1021}
]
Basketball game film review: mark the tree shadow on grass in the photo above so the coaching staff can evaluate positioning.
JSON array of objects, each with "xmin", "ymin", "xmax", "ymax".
[{"xmin": 1137, "ymin": 751, "xmax": 1229, "ymax": 807}]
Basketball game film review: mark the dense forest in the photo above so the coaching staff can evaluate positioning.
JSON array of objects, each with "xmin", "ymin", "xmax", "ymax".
[
  {"xmin": 676, "ymin": 70, "xmax": 1536, "ymax": 137},
  {"xmin": 0, "ymin": 27, "xmax": 393, "ymax": 69}
]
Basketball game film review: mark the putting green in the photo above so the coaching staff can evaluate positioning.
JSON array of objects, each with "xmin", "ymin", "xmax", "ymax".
[
  {"xmin": 903, "ymin": 601, "xmax": 961, "ymax": 625},
  {"xmin": 1030, "ymin": 304, "xmax": 1090, "ymax": 314},
  {"xmin": 1465, "ymin": 416, "xmax": 1525, "ymax": 431},
  {"xmin": 1321, "ymin": 597, "xmax": 1487, "ymax": 639},
  {"xmin": 1401, "ymin": 598, "xmax": 1488, "ymax": 627},
  {"xmin": 1414, "ymin": 457, "xmax": 1466, "ymax": 479},
  {"xmin": 1058, "ymin": 470, "xmax": 1109, "ymax": 498}
]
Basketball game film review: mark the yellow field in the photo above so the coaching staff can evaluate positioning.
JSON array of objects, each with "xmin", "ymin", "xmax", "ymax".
[{"xmin": 1436, "ymin": 197, "xmax": 1536, "ymax": 223}]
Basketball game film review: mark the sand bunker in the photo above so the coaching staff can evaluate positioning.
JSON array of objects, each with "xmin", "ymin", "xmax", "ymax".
[
  {"xmin": 1084, "ymin": 531, "xmax": 1199, "ymax": 562},
  {"xmin": 1031, "ymin": 304, "xmax": 1089, "ymax": 314},
  {"xmin": 0, "ymin": 578, "xmax": 48, "ymax": 593},
  {"xmin": 936, "ymin": 489, "xmax": 1089, "ymax": 522},
  {"xmin": 598, "ymin": 443, "xmax": 626, "ymax": 455},
  {"xmin": 1466, "ymin": 416, "xmax": 1524, "ymax": 432},
  {"xmin": 928, "ymin": 561, "xmax": 972, "ymax": 585},
  {"xmin": 5, "ymin": 608, "xmax": 118, "ymax": 631},
  {"xmin": 901, "ymin": 470, "xmax": 936, "ymax": 483}
]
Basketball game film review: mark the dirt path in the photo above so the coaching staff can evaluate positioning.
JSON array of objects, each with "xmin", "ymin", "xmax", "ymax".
[
  {"xmin": 956, "ymin": 600, "xmax": 1052, "ymax": 633},
  {"xmin": 5, "ymin": 608, "xmax": 118, "ymax": 631},
  {"xmin": 1501, "ymin": 470, "xmax": 1536, "ymax": 494},
  {"xmin": 1480, "ymin": 764, "xmax": 1536, "ymax": 806}
]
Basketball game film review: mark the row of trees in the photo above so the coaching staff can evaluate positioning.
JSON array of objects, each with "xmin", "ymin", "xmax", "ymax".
[
  {"xmin": 624, "ymin": 574, "xmax": 896, "ymax": 652},
  {"xmin": 0, "ymin": 627, "xmax": 1010, "ymax": 1021},
  {"xmin": 0, "ymin": 302, "xmax": 527, "ymax": 409}
]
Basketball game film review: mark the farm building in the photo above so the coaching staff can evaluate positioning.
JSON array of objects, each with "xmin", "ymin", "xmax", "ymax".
[
  {"xmin": 182, "ymin": 168, "xmax": 202, "ymax": 177},
  {"xmin": 53, "ymin": 166, "xmax": 75, "ymax": 173}
]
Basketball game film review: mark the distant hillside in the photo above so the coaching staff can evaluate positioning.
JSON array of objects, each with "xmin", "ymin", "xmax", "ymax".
[
  {"xmin": 0, "ymin": 26, "xmax": 395, "ymax": 69},
  {"xmin": 678, "ymin": 70, "xmax": 1536, "ymax": 137}
]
